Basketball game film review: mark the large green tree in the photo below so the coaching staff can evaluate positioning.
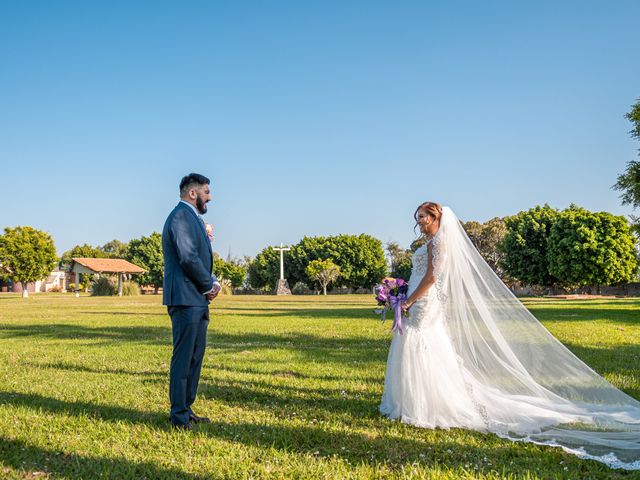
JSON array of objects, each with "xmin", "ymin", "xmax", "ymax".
[
  {"xmin": 287, "ymin": 236, "xmax": 333, "ymax": 286},
  {"xmin": 613, "ymin": 99, "xmax": 640, "ymax": 234},
  {"xmin": 247, "ymin": 246, "xmax": 280, "ymax": 290},
  {"xmin": 547, "ymin": 206, "xmax": 638, "ymax": 288},
  {"xmin": 0, "ymin": 226, "xmax": 58, "ymax": 297},
  {"xmin": 291, "ymin": 234, "xmax": 387, "ymax": 289},
  {"xmin": 499, "ymin": 205, "xmax": 560, "ymax": 286},
  {"xmin": 327, "ymin": 234, "xmax": 387, "ymax": 289},
  {"xmin": 127, "ymin": 232, "xmax": 163, "ymax": 293},
  {"xmin": 248, "ymin": 234, "xmax": 387, "ymax": 291}
]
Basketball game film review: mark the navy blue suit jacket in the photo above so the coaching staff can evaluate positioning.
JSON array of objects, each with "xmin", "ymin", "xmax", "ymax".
[{"xmin": 162, "ymin": 202, "xmax": 216, "ymax": 306}]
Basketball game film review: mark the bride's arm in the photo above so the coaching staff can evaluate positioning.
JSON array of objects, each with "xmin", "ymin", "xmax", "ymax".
[{"xmin": 403, "ymin": 243, "xmax": 435, "ymax": 310}]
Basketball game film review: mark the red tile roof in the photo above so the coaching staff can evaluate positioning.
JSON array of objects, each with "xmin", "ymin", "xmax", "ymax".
[{"xmin": 71, "ymin": 258, "xmax": 147, "ymax": 274}]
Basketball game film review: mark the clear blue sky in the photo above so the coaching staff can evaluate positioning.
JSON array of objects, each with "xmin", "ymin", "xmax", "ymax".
[{"xmin": 1, "ymin": 1, "xmax": 639, "ymax": 258}]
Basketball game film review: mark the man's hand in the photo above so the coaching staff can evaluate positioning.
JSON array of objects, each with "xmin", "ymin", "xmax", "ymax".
[{"xmin": 206, "ymin": 283, "xmax": 222, "ymax": 301}]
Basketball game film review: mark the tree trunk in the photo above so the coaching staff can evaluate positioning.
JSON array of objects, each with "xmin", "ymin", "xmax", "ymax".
[
  {"xmin": 154, "ymin": 285, "xmax": 159, "ymax": 294},
  {"xmin": 322, "ymin": 283, "xmax": 327, "ymax": 295},
  {"xmin": 21, "ymin": 282, "xmax": 28, "ymax": 298}
]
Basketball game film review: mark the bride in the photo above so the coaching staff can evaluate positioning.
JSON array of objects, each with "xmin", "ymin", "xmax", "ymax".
[{"xmin": 380, "ymin": 202, "xmax": 640, "ymax": 469}]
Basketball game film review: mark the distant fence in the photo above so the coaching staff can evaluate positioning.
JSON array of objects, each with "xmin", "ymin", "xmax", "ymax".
[
  {"xmin": 578, "ymin": 283, "xmax": 640, "ymax": 296},
  {"xmin": 511, "ymin": 283, "xmax": 640, "ymax": 297}
]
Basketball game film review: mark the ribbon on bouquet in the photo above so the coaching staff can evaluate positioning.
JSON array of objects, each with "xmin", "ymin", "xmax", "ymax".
[
  {"xmin": 374, "ymin": 293, "xmax": 407, "ymax": 334},
  {"xmin": 389, "ymin": 293, "xmax": 407, "ymax": 334}
]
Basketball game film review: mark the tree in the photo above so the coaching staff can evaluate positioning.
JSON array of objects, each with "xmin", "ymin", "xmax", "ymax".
[
  {"xmin": 613, "ymin": 99, "xmax": 640, "ymax": 234},
  {"xmin": 213, "ymin": 254, "xmax": 247, "ymax": 289},
  {"xmin": 500, "ymin": 205, "xmax": 560, "ymax": 287},
  {"xmin": 127, "ymin": 232, "xmax": 163, "ymax": 293},
  {"xmin": 385, "ymin": 241, "xmax": 403, "ymax": 270},
  {"xmin": 59, "ymin": 244, "xmax": 106, "ymax": 270},
  {"xmin": 393, "ymin": 254, "xmax": 413, "ymax": 282},
  {"xmin": 247, "ymin": 246, "xmax": 280, "ymax": 290},
  {"xmin": 0, "ymin": 226, "xmax": 58, "ymax": 297},
  {"xmin": 328, "ymin": 234, "xmax": 387, "ymax": 289},
  {"xmin": 306, "ymin": 259, "xmax": 340, "ymax": 295},
  {"xmin": 59, "ymin": 244, "xmax": 106, "ymax": 291},
  {"xmin": 292, "ymin": 234, "xmax": 387, "ymax": 289},
  {"xmin": 101, "ymin": 239, "xmax": 129, "ymax": 258},
  {"xmin": 249, "ymin": 234, "xmax": 387, "ymax": 291},
  {"xmin": 464, "ymin": 217, "xmax": 509, "ymax": 278},
  {"xmin": 612, "ymin": 161, "xmax": 640, "ymax": 213},
  {"xmin": 547, "ymin": 206, "xmax": 638, "ymax": 288},
  {"xmin": 287, "ymin": 236, "xmax": 332, "ymax": 286},
  {"xmin": 626, "ymin": 98, "xmax": 640, "ymax": 141},
  {"xmin": 386, "ymin": 241, "xmax": 412, "ymax": 281}
]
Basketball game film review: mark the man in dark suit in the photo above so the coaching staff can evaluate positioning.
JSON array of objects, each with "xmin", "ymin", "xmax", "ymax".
[{"xmin": 162, "ymin": 173, "xmax": 220, "ymax": 430}]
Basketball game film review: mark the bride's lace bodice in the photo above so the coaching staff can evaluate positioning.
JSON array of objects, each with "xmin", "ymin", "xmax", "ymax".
[
  {"xmin": 405, "ymin": 241, "xmax": 439, "ymax": 332},
  {"xmin": 407, "ymin": 242, "xmax": 430, "ymax": 298}
]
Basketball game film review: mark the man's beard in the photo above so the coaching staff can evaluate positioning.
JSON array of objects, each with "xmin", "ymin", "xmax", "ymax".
[{"xmin": 196, "ymin": 196, "xmax": 208, "ymax": 214}]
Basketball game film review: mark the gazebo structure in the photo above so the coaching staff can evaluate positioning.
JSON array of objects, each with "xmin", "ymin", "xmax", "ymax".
[{"xmin": 70, "ymin": 258, "xmax": 146, "ymax": 296}]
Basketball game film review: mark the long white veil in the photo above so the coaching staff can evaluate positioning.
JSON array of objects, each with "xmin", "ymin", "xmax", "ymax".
[{"xmin": 434, "ymin": 206, "xmax": 640, "ymax": 469}]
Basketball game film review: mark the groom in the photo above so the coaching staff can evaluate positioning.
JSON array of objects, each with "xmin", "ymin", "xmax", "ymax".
[{"xmin": 162, "ymin": 173, "xmax": 221, "ymax": 430}]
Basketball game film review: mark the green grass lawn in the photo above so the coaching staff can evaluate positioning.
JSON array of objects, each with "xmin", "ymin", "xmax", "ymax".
[{"xmin": 0, "ymin": 294, "xmax": 639, "ymax": 479}]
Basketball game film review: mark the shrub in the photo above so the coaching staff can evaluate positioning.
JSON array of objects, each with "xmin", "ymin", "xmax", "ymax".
[
  {"xmin": 291, "ymin": 282, "xmax": 310, "ymax": 295},
  {"xmin": 91, "ymin": 277, "xmax": 117, "ymax": 296},
  {"xmin": 121, "ymin": 282, "xmax": 141, "ymax": 296}
]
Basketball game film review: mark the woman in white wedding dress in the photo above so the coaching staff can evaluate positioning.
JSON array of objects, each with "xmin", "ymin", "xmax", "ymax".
[{"xmin": 380, "ymin": 202, "xmax": 640, "ymax": 469}]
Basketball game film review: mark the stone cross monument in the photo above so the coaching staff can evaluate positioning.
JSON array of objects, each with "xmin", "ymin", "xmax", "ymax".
[{"xmin": 273, "ymin": 242, "xmax": 292, "ymax": 295}]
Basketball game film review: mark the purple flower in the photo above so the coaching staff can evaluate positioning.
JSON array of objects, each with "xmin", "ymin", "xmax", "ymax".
[
  {"xmin": 375, "ymin": 278, "xmax": 408, "ymax": 309},
  {"xmin": 375, "ymin": 288, "xmax": 389, "ymax": 303}
]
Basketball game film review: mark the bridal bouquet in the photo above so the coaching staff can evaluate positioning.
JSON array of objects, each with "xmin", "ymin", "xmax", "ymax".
[{"xmin": 374, "ymin": 277, "xmax": 409, "ymax": 334}]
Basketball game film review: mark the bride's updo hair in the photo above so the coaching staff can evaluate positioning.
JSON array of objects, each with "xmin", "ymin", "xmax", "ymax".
[
  {"xmin": 414, "ymin": 201, "xmax": 443, "ymax": 222},
  {"xmin": 414, "ymin": 201, "xmax": 443, "ymax": 238}
]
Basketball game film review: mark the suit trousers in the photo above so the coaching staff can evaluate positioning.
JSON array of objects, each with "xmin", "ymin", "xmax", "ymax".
[{"xmin": 168, "ymin": 305, "xmax": 209, "ymax": 425}]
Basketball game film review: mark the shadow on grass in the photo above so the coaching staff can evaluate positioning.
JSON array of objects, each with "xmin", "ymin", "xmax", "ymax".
[
  {"xmin": 212, "ymin": 363, "xmax": 382, "ymax": 383},
  {"xmin": 527, "ymin": 307, "xmax": 640, "ymax": 326},
  {"xmin": 0, "ymin": 390, "xmax": 613, "ymax": 478},
  {"xmin": 0, "ymin": 324, "xmax": 389, "ymax": 363},
  {"xmin": 18, "ymin": 359, "xmax": 385, "ymax": 421},
  {"xmin": 0, "ymin": 436, "xmax": 203, "ymax": 479},
  {"xmin": 216, "ymin": 305, "xmax": 376, "ymax": 319},
  {"xmin": 25, "ymin": 358, "xmax": 383, "ymax": 384},
  {"xmin": 22, "ymin": 360, "xmax": 167, "ymax": 379},
  {"xmin": 0, "ymin": 323, "xmax": 170, "ymax": 344},
  {"xmin": 79, "ymin": 311, "xmax": 165, "ymax": 316},
  {"xmin": 0, "ymin": 391, "xmax": 167, "ymax": 427},
  {"xmin": 198, "ymin": 376, "xmax": 380, "ymax": 420},
  {"xmin": 197, "ymin": 419, "xmax": 615, "ymax": 478}
]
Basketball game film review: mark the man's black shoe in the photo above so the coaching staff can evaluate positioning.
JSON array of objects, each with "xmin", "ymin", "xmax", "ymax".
[{"xmin": 189, "ymin": 413, "xmax": 211, "ymax": 424}]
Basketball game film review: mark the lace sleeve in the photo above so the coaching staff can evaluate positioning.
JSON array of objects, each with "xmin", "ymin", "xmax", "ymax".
[{"xmin": 431, "ymin": 232, "xmax": 448, "ymax": 303}]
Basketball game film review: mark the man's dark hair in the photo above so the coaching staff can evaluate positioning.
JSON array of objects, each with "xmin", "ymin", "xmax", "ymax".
[{"xmin": 179, "ymin": 173, "xmax": 210, "ymax": 197}]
